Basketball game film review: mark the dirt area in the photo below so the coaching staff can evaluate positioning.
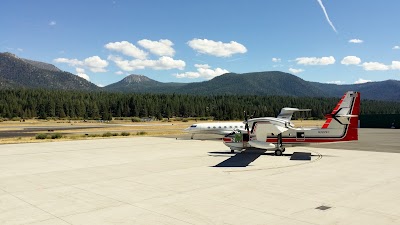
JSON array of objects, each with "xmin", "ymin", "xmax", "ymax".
[{"xmin": 0, "ymin": 119, "xmax": 325, "ymax": 144}]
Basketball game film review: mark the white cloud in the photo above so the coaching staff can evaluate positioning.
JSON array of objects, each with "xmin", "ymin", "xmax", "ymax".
[
  {"xmin": 272, "ymin": 57, "xmax": 281, "ymax": 63},
  {"xmin": 316, "ymin": 0, "xmax": 337, "ymax": 33},
  {"xmin": 354, "ymin": 78, "xmax": 371, "ymax": 84},
  {"xmin": 326, "ymin": 80, "xmax": 344, "ymax": 85},
  {"xmin": 362, "ymin": 62, "xmax": 390, "ymax": 71},
  {"xmin": 54, "ymin": 58, "xmax": 83, "ymax": 67},
  {"xmin": 295, "ymin": 56, "xmax": 335, "ymax": 65},
  {"xmin": 104, "ymin": 41, "xmax": 148, "ymax": 59},
  {"xmin": 75, "ymin": 68, "xmax": 90, "ymax": 81},
  {"xmin": 288, "ymin": 68, "xmax": 304, "ymax": 74},
  {"xmin": 83, "ymin": 56, "xmax": 108, "ymax": 72},
  {"xmin": 54, "ymin": 56, "xmax": 108, "ymax": 73},
  {"xmin": 360, "ymin": 61, "xmax": 400, "ymax": 71},
  {"xmin": 115, "ymin": 71, "xmax": 124, "ymax": 75},
  {"xmin": 49, "ymin": 21, "xmax": 56, "ymax": 26},
  {"xmin": 17, "ymin": 48, "xmax": 23, "ymax": 52},
  {"xmin": 341, "ymin": 56, "xmax": 361, "ymax": 65},
  {"xmin": 76, "ymin": 68, "xmax": 85, "ymax": 74},
  {"xmin": 349, "ymin": 39, "xmax": 363, "ymax": 44},
  {"xmin": 137, "ymin": 39, "xmax": 175, "ymax": 57},
  {"xmin": 393, "ymin": 46, "xmax": 400, "ymax": 50},
  {"xmin": 97, "ymin": 84, "xmax": 105, "ymax": 87},
  {"xmin": 391, "ymin": 61, "xmax": 400, "ymax": 70},
  {"xmin": 175, "ymin": 64, "xmax": 229, "ymax": 79},
  {"xmin": 349, "ymin": 39, "xmax": 364, "ymax": 44},
  {"xmin": 108, "ymin": 55, "xmax": 185, "ymax": 71},
  {"xmin": 187, "ymin": 38, "xmax": 247, "ymax": 57}
]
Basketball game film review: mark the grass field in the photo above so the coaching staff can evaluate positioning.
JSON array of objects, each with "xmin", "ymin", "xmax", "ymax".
[{"xmin": 0, "ymin": 119, "xmax": 325, "ymax": 144}]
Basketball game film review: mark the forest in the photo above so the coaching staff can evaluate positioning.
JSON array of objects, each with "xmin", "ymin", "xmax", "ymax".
[{"xmin": 1, "ymin": 89, "xmax": 400, "ymax": 121}]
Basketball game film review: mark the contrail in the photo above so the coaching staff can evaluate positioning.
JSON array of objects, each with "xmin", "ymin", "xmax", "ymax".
[{"xmin": 316, "ymin": 0, "xmax": 337, "ymax": 33}]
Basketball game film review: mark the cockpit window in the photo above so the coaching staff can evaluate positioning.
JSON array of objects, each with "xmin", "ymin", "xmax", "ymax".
[{"xmin": 190, "ymin": 125, "xmax": 197, "ymax": 128}]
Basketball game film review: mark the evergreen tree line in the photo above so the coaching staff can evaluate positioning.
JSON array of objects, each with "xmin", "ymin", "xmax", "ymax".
[{"xmin": 0, "ymin": 89, "xmax": 399, "ymax": 120}]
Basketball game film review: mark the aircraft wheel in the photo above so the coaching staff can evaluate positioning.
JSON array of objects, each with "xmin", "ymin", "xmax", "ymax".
[
  {"xmin": 231, "ymin": 149, "xmax": 234, "ymax": 153},
  {"xmin": 282, "ymin": 148, "xmax": 286, "ymax": 152},
  {"xmin": 274, "ymin": 149, "xmax": 283, "ymax": 156}
]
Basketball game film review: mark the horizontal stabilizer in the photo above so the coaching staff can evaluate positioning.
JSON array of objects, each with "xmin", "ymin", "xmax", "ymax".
[
  {"xmin": 248, "ymin": 141, "xmax": 276, "ymax": 150},
  {"xmin": 278, "ymin": 108, "xmax": 311, "ymax": 120}
]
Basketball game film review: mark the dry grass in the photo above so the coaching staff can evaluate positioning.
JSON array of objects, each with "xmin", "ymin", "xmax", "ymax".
[{"xmin": 0, "ymin": 119, "xmax": 325, "ymax": 144}]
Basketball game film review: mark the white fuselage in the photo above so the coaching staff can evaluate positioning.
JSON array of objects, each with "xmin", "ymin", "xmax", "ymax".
[{"xmin": 185, "ymin": 122, "xmax": 246, "ymax": 135}]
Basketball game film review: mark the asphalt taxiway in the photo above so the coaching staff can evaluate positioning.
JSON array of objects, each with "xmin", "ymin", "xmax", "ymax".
[{"xmin": 0, "ymin": 129, "xmax": 400, "ymax": 224}]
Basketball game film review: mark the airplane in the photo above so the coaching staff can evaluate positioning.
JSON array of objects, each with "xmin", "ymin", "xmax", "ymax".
[
  {"xmin": 223, "ymin": 91, "xmax": 360, "ymax": 155},
  {"xmin": 184, "ymin": 108, "xmax": 311, "ymax": 139}
]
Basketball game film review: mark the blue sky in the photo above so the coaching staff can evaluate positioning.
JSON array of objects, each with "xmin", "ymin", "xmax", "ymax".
[{"xmin": 1, "ymin": 0, "xmax": 400, "ymax": 86}]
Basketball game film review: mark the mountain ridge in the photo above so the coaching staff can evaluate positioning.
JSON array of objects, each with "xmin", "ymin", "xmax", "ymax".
[
  {"xmin": 0, "ymin": 52, "xmax": 99, "ymax": 91},
  {"xmin": 1, "ymin": 52, "xmax": 400, "ymax": 101}
]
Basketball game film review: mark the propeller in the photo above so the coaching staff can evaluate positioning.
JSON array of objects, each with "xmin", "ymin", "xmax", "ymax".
[{"xmin": 244, "ymin": 111, "xmax": 250, "ymax": 134}]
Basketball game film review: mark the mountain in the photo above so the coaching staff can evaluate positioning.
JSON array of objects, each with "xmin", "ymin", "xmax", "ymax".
[
  {"xmin": 105, "ymin": 74, "xmax": 185, "ymax": 93},
  {"xmin": 104, "ymin": 71, "xmax": 328, "ymax": 96},
  {"xmin": 21, "ymin": 58, "xmax": 61, "ymax": 72},
  {"xmin": 2, "ymin": 52, "xmax": 400, "ymax": 101},
  {"xmin": 172, "ymin": 71, "xmax": 327, "ymax": 96},
  {"xmin": 105, "ymin": 71, "xmax": 400, "ymax": 101},
  {"xmin": 0, "ymin": 52, "xmax": 99, "ymax": 91},
  {"xmin": 310, "ymin": 80, "xmax": 400, "ymax": 102}
]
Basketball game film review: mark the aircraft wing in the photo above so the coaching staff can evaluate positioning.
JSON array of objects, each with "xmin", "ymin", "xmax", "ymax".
[
  {"xmin": 247, "ymin": 122, "xmax": 288, "ymax": 150},
  {"xmin": 254, "ymin": 122, "xmax": 288, "ymax": 142}
]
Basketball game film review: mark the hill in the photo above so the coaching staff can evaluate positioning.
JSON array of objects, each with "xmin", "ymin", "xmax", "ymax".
[
  {"xmin": 105, "ymin": 71, "xmax": 400, "ymax": 101},
  {"xmin": 105, "ymin": 74, "xmax": 185, "ymax": 93},
  {"xmin": 0, "ymin": 52, "xmax": 99, "ymax": 91},
  {"xmin": 1, "ymin": 52, "xmax": 400, "ymax": 101},
  {"xmin": 310, "ymin": 80, "xmax": 400, "ymax": 102},
  {"xmin": 172, "ymin": 71, "xmax": 327, "ymax": 96}
]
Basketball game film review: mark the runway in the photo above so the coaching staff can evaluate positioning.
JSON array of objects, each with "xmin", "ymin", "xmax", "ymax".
[{"xmin": 0, "ymin": 129, "xmax": 400, "ymax": 224}]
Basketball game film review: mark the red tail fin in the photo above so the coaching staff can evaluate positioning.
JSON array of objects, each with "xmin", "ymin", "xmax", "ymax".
[
  {"xmin": 344, "ymin": 92, "xmax": 360, "ymax": 141},
  {"xmin": 321, "ymin": 91, "xmax": 360, "ymax": 141}
]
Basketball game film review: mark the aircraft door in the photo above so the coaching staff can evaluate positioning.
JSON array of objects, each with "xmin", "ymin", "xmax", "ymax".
[{"xmin": 296, "ymin": 132, "xmax": 305, "ymax": 141}]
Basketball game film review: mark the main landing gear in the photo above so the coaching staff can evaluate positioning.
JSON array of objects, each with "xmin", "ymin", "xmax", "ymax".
[
  {"xmin": 274, "ymin": 148, "xmax": 285, "ymax": 156},
  {"xmin": 274, "ymin": 133, "xmax": 285, "ymax": 156}
]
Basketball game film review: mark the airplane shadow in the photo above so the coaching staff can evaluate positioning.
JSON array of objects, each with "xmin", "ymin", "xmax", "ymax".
[
  {"xmin": 210, "ymin": 149, "xmax": 282, "ymax": 167},
  {"xmin": 210, "ymin": 149, "xmax": 318, "ymax": 167}
]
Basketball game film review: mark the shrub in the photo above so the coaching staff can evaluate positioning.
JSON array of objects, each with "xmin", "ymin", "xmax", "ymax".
[
  {"xmin": 35, "ymin": 133, "xmax": 48, "ymax": 139},
  {"xmin": 121, "ymin": 132, "xmax": 130, "ymax": 136},
  {"xmin": 112, "ymin": 133, "xmax": 119, "ymax": 136},
  {"xmin": 51, "ymin": 133, "xmax": 63, "ymax": 139},
  {"xmin": 131, "ymin": 117, "xmax": 141, "ymax": 122},
  {"xmin": 102, "ymin": 132, "xmax": 112, "ymax": 137},
  {"xmin": 182, "ymin": 119, "xmax": 189, "ymax": 122},
  {"xmin": 83, "ymin": 134, "xmax": 101, "ymax": 138},
  {"xmin": 136, "ymin": 131, "xmax": 147, "ymax": 135}
]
